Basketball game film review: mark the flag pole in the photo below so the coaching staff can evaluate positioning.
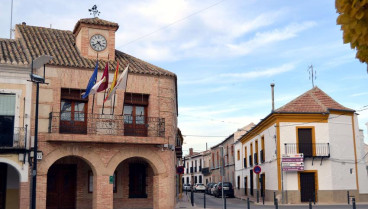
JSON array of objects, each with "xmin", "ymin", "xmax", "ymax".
[
  {"xmin": 91, "ymin": 53, "xmax": 98, "ymax": 114},
  {"xmin": 112, "ymin": 92, "xmax": 116, "ymax": 115},
  {"xmin": 102, "ymin": 89, "xmax": 106, "ymax": 114}
]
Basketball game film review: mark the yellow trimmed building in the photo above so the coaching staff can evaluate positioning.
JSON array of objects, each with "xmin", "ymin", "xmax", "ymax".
[{"xmin": 234, "ymin": 87, "xmax": 368, "ymax": 203}]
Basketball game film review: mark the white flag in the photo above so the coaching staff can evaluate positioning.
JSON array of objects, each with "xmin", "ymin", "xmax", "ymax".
[{"xmin": 104, "ymin": 64, "xmax": 129, "ymax": 101}]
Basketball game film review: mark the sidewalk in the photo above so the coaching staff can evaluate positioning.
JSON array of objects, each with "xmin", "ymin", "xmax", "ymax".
[{"xmin": 176, "ymin": 193, "xmax": 200, "ymax": 209}]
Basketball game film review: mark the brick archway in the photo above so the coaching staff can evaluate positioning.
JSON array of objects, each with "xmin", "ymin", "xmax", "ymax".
[
  {"xmin": 38, "ymin": 145, "xmax": 104, "ymax": 176},
  {"xmin": 106, "ymin": 147, "xmax": 167, "ymax": 176}
]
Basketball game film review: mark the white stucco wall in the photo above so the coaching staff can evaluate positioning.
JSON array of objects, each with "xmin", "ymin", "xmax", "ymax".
[{"xmin": 236, "ymin": 123, "xmax": 278, "ymax": 191}]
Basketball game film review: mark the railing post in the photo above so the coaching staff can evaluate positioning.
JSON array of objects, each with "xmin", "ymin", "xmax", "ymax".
[
  {"xmin": 191, "ymin": 189, "xmax": 194, "ymax": 206},
  {"xmin": 348, "ymin": 191, "xmax": 350, "ymax": 205},
  {"xmin": 256, "ymin": 190, "xmax": 259, "ymax": 203},
  {"xmin": 275, "ymin": 198, "xmax": 278, "ymax": 209},
  {"xmin": 309, "ymin": 199, "xmax": 312, "ymax": 209},
  {"xmin": 274, "ymin": 192, "xmax": 276, "ymax": 205},
  {"xmin": 247, "ymin": 197, "xmax": 250, "ymax": 209},
  {"xmin": 313, "ymin": 192, "xmax": 316, "ymax": 205}
]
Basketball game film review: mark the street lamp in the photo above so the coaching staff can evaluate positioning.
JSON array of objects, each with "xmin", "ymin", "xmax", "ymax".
[{"xmin": 29, "ymin": 55, "xmax": 53, "ymax": 209}]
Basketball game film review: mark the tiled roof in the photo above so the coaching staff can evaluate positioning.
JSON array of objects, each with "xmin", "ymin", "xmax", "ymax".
[
  {"xmin": 13, "ymin": 23, "xmax": 175, "ymax": 77},
  {"xmin": 275, "ymin": 87, "xmax": 354, "ymax": 113},
  {"xmin": 73, "ymin": 17, "xmax": 119, "ymax": 33},
  {"xmin": 0, "ymin": 38, "xmax": 29, "ymax": 65}
]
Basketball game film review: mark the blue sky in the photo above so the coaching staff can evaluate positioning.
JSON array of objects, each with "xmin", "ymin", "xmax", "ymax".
[{"xmin": 1, "ymin": 0, "xmax": 367, "ymax": 154}]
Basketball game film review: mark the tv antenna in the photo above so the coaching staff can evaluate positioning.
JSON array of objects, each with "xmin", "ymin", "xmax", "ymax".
[
  {"xmin": 308, "ymin": 65, "xmax": 317, "ymax": 87},
  {"xmin": 89, "ymin": 5, "xmax": 100, "ymax": 17}
]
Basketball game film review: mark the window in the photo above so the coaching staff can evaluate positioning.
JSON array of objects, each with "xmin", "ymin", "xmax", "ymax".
[
  {"xmin": 297, "ymin": 128, "xmax": 314, "ymax": 157},
  {"xmin": 255, "ymin": 140, "xmax": 259, "ymax": 165},
  {"xmin": 60, "ymin": 89, "xmax": 88, "ymax": 134},
  {"xmin": 129, "ymin": 163, "xmax": 147, "ymax": 198},
  {"xmin": 0, "ymin": 93, "xmax": 15, "ymax": 147},
  {"xmin": 88, "ymin": 171, "xmax": 93, "ymax": 193},
  {"xmin": 217, "ymin": 151, "xmax": 219, "ymax": 168},
  {"xmin": 237, "ymin": 176, "xmax": 240, "ymax": 189},
  {"xmin": 244, "ymin": 147, "xmax": 247, "ymax": 168},
  {"xmin": 212, "ymin": 153, "xmax": 215, "ymax": 168},
  {"xmin": 231, "ymin": 145, "xmax": 234, "ymax": 156},
  {"xmin": 123, "ymin": 93, "xmax": 149, "ymax": 136},
  {"xmin": 261, "ymin": 136, "xmax": 265, "ymax": 163},
  {"xmin": 237, "ymin": 150, "xmax": 240, "ymax": 161}
]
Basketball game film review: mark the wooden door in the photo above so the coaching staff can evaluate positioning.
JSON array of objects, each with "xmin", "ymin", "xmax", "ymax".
[
  {"xmin": 129, "ymin": 163, "xmax": 147, "ymax": 198},
  {"xmin": 298, "ymin": 128, "xmax": 313, "ymax": 157},
  {"xmin": 47, "ymin": 164, "xmax": 77, "ymax": 209},
  {"xmin": 244, "ymin": 177, "xmax": 247, "ymax": 195},
  {"xmin": 124, "ymin": 105, "xmax": 147, "ymax": 136},
  {"xmin": 260, "ymin": 174, "xmax": 265, "ymax": 197},
  {"xmin": 0, "ymin": 164, "xmax": 7, "ymax": 209},
  {"xmin": 300, "ymin": 173, "xmax": 316, "ymax": 202}
]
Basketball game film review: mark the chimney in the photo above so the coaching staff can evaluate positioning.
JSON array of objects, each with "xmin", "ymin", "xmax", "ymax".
[
  {"xmin": 271, "ymin": 83, "xmax": 275, "ymax": 112},
  {"xmin": 189, "ymin": 148, "xmax": 193, "ymax": 156}
]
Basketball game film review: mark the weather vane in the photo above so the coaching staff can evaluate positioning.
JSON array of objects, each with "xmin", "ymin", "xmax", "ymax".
[
  {"xmin": 89, "ymin": 5, "xmax": 100, "ymax": 17},
  {"xmin": 308, "ymin": 65, "xmax": 317, "ymax": 87}
]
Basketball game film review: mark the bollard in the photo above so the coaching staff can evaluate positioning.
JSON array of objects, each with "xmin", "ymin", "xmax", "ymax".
[
  {"xmin": 275, "ymin": 198, "xmax": 278, "ymax": 209},
  {"xmin": 352, "ymin": 197, "xmax": 356, "ymax": 209},
  {"xmin": 263, "ymin": 193, "xmax": 265, "ymax": 205},
  {"xmin": 191, "ymin": 190, "xmax": 194, "ymax": 206},
  {"xmin": 313, "ymin": 192, "xmax": 316, "ymax": 205},
  {"xmin": 347, "ymin": 191, "xmax": 350, "ymax": 205},
  {"xmin": 309, "ymin": 199, "xmax": 312, "ymax": 209},
  {"xmin": 247, "ymin": 197, "xmax": 250, "ymax": 209},
  {"xmin": 257, "ymin": 190, "xmax": 259, "ymax": 203},
  {"xmin": 274, "ymin": 192, "xmax": 276, "ymax": 205},
  {"xmin": 224, "ymin": 194, "xmax": 227, "ymax": 209},
  {"xmin": 204, "ymin": 192, "xmax": 206, "ymax": 208}
]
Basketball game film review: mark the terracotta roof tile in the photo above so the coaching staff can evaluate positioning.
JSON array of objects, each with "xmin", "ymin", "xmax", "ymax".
[
  {"xmin": 275, "ymin": 87, "xmax": 354, "ymax": 113},
  {"xmin": 15, "ymin": 24, "xmax": 175, "ymax": 77},
  {"xmin": 73, "ymin": 17, "xmax": 119, "ymax": 33},
  {"xmin": 0, "ymin": 38, "xmax": 29, "ymax": 65}
]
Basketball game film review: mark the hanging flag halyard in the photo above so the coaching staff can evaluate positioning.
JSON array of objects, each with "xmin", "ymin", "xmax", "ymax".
[
  {"xmin": 81, "ymin": 60, "xmax": 99, "ymax": 99},
  {"xmin": 104, "ymin": 61, "xmax": 120, "ymax": 103},
  {"xmin": 90, "ymin": 61, "xmax": 109, "ymax": 95}
]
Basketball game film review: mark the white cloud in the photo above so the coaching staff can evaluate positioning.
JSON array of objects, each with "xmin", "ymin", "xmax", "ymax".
[{"xmin": 180, "ymin": 62, "xmax": 296, "ymax": 85}]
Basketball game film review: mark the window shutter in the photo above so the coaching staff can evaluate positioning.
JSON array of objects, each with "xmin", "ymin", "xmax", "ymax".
[{"xmin": 0, "ymin": 94, "xmax": 16, "ymax": 116}]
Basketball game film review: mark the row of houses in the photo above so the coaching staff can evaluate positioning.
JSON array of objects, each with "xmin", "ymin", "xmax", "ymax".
[
  {"xmin": 182, "ymin": 87, "xmax": 368, "ymax": 204},
  {"xmin": 0, "ymin": 17, "xmax": 183, "ymax": 209}
]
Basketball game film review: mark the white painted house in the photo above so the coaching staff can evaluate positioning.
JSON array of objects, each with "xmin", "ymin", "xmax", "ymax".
[
  {"xmin": 0, "ymin": 39, "xmax": 32, "ymax": 209},
  {"xmin": 234, "ymin": 87, "xmax": 368, "ymax": 204},
  {"xmin": 182, "ymin": 148, "xmax": 206, "ymax": 186}
]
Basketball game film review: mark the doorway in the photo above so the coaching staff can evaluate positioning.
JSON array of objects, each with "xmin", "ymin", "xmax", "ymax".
[
  {"xmin": 47, "ymin": 164, "xmax": 77, "ymax": 209},
  {"xmin": 300, "ymin": 172, "xmax": 316, "ymax": 202},
  {"xmin": 0, "ymin": 164, "xmax": 7, "ymax": 209}
]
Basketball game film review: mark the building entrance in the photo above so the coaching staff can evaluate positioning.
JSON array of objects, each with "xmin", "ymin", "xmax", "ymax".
[{"xmin": 300, "ymin": 172, "xmax": 316, "ymax": 202}]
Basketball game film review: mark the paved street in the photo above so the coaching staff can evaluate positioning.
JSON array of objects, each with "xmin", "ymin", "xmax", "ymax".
[{"xmin": 189, "ymin": 192, "xmax": 368, "ymax": 209}]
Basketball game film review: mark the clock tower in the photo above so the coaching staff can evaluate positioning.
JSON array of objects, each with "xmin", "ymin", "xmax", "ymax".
[{"xmin": 73, "ymin": 17, "xmax": 119, "ymax": 61}]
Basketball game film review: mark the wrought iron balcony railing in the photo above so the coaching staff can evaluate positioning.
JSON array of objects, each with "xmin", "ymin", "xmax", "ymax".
[
  {"xmin": 201, "ymin": 167, "xmax": 210, "ymax": 176},
  {"xmin": 284, "ymin": 143, "xmax": 330, "ymax": 158},
  {"xmin": 48, "ymin": 112, "xmax": 165, "ymax": 137},
  {"xmin": 0, "ymin": 127, "xmax": 27, "ymax": 152}
]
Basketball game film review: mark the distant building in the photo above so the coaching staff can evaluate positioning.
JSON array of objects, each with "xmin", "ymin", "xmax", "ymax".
[
  {"xmin": 235, "ymin": 87, "xmax": 368, "ymax": 203},
  {"xmin": 182, "ymin": 148, "xmax": 206, "ymax": 186},
  {"xmin": 210, "ymin": 134, "xmax": 235, "ymax": 185}
]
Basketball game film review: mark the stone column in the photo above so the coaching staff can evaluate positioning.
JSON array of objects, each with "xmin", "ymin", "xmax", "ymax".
[
  {"xmin": 93, "ymin": 175, "xmax": 113, "ymax": 209},
  {"xmin": 19, "ymin": 182, "xmax": 30, "ymax": 209}
]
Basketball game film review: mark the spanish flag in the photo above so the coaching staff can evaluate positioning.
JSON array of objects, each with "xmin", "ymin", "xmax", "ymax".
[
  {"xmin": 104, "ymin": 63, "xmax": 129, "ymax": 102},
  {"xmin": 104, "ymin": 61, "xmax": 120, "ymax": 103}
]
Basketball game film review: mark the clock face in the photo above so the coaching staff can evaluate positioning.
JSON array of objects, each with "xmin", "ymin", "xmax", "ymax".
[{"xmin": 90, "ymin": 34, "xmax": 107, "ymax": 52}]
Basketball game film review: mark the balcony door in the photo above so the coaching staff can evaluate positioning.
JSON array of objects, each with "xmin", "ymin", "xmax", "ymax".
[
  {"xmin": 298, "ymin": 128, "xmax": 313, "ymax": 157},
  {"xmin": 60, "ymin": 89, "xmax": 87, "ymax": 134},
  {"xmin": 0, "ymin": 94, "xmax": 15, "ymax": 147},
  {"xmin": 123, "ymin": 93, "xmax": 148, "ymax": 136}
]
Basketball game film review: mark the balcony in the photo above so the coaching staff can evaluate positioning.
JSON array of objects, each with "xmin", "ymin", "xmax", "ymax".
[
  {"xmin": 0, "ymin": 127, "xmax": 27, "ymax": 153},
  {"xmin": 284, "ymin": 143, "xmax": 330, "ymax": 158},
  {"xmin": 47, "ymin": 112, "xmax": 166, "ymax": 144},
  {"xmin": 201, "ymin": 167, "xmax": 210, "ymax": 176}
]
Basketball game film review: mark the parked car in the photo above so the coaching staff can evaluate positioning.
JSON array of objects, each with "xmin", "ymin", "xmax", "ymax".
[
  {"xmin": 183, "ymin": 183, "xmax": 191, "ymax": 191},
  {"xmin": 194, "ymin": 183, "xmax": 206, "ymax": 192},
  {"xmin": 205, "ymin": 183, "xmax": 214, "ymax": 194},
  {"xmin": 210, "ymin": 184, "xmax": 217, "ymax": 195},
  {"xmin": 213, "ymin": 182, "xmax": 234, "ymax": 198}
]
